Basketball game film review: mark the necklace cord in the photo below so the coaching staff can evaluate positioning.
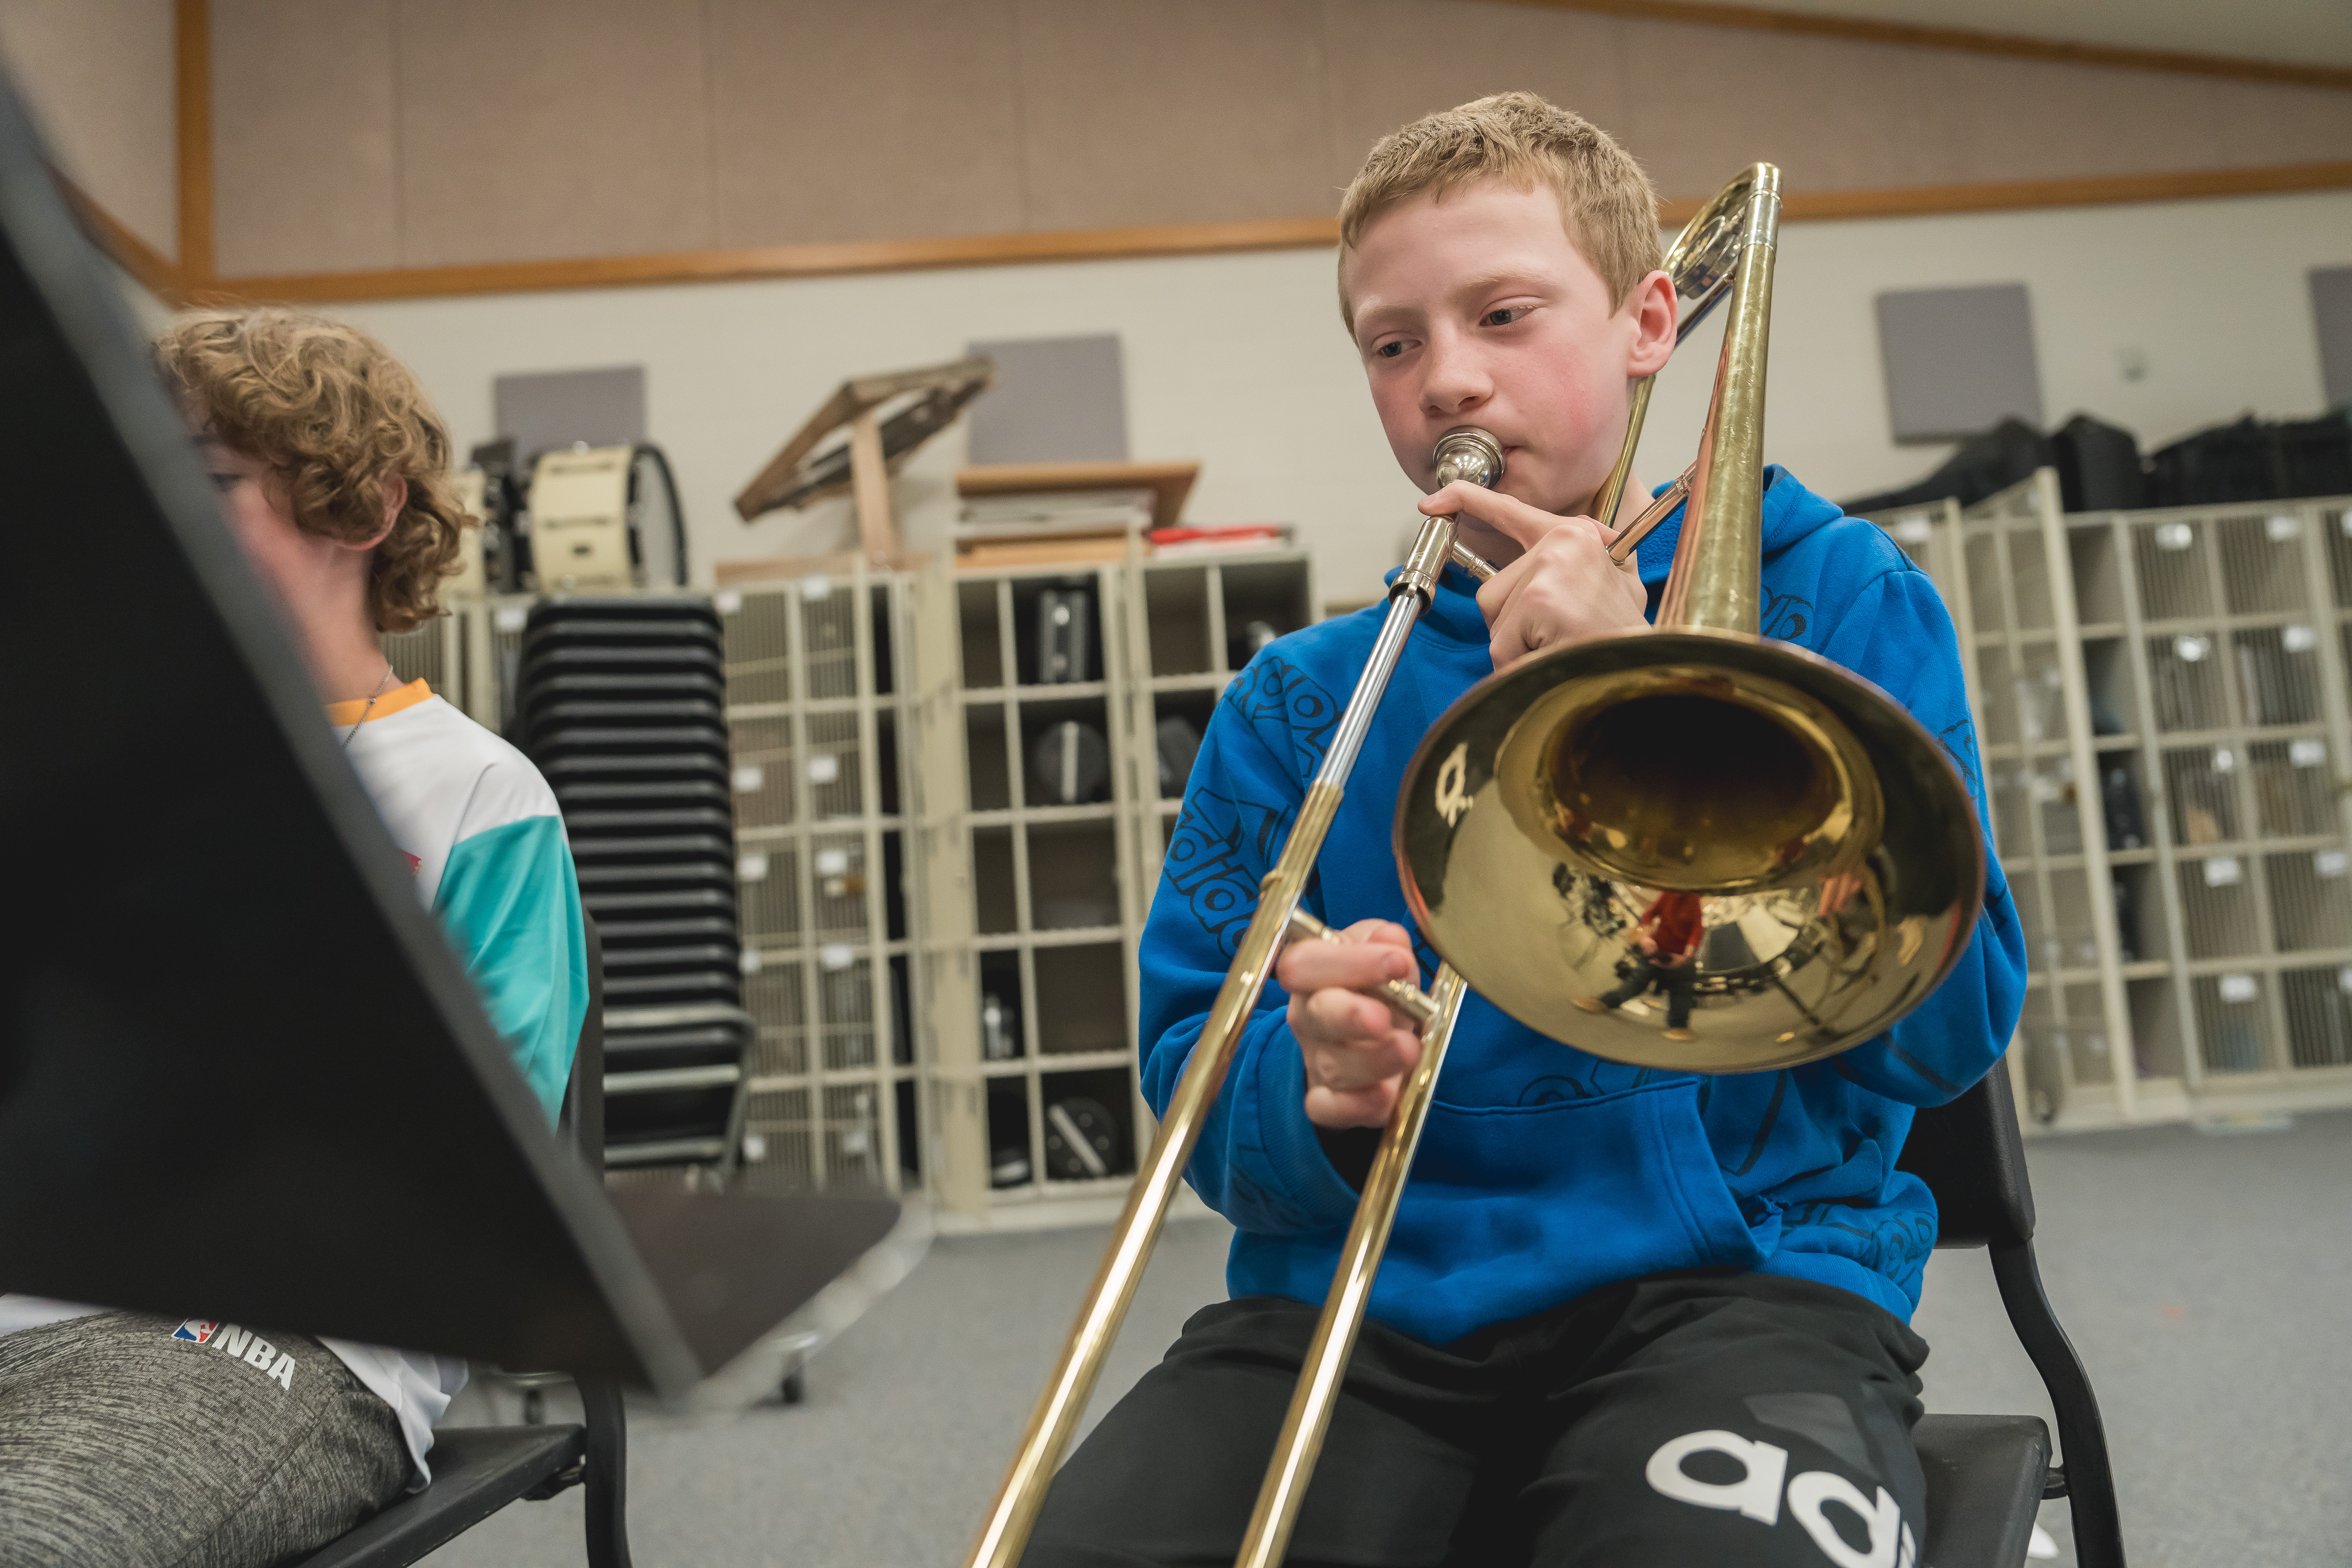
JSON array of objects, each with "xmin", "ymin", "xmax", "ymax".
[{"xmin": 340, "ymin": 661, "xmax": 398, "ymax": 752}]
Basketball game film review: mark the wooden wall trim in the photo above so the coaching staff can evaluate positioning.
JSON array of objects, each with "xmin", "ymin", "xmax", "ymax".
[
  {"xmin": 55, "ymin": 171, "xmax": 185, "ymax": 297},
  {"xmin": 194, "ymin": 162, "xmax": 2352, "ymax": 306},
  {"xmin": 197, "ymin": 217, "xmax": 1344, "ymax": 304},
  {"xmin": 1484, "ymin": 0, "xmax": 2352, "ymax": 91},
  {"xmin": 174, "ymin": 0, "xmax": 212, "ymax": 280}
]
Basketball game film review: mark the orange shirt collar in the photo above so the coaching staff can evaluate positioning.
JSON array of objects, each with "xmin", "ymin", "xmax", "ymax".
[{"xmin": 325, "ymin": 677, "xmax": 432, "ymax": 728}]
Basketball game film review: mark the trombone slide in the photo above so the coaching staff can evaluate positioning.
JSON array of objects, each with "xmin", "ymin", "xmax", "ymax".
[{"xmin": 962, "ymin": 509, "xmax": 1472, "ymax": 1568}]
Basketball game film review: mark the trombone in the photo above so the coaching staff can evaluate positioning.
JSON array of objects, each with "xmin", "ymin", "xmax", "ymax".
[{"xmin": 965, "ymin": 161, "xmax": 1986, "ymax": 1568}]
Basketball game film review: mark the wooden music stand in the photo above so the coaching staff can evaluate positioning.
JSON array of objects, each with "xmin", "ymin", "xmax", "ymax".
[{"xmin": 733, "ymin": 357, "xmax": 996, "ymax": 566}]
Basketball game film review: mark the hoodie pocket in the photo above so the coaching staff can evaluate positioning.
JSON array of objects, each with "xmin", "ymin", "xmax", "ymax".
[{"xmin": 1369, "ymin": 1079, "xmax": 1762, "ymax": 1343}]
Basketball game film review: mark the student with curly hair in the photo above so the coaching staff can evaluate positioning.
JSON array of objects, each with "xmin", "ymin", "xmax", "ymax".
[{"xmin": 0, "ymin": 308, "xmax": 586, "ymax": 1568}]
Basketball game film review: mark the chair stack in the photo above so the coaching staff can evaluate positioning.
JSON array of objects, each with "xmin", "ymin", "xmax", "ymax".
[{"xmin": 516, "ymin": 597, "xmax": 751, "ymax": 1177}]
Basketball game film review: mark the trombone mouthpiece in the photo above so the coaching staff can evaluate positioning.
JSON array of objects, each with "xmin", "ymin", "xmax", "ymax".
[{"xmin": 1432, "ymin": 427, "xmax": 1504, "ymax": 490}]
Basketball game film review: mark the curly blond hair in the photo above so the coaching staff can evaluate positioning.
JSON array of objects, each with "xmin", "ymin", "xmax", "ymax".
[
  {"xmin": 1338, "ymin": 91, "xmax": 1662, "ymax": 328},
  {"xmin": 154, "ymin": 308, "xmax": 471, "ymax": 634}
]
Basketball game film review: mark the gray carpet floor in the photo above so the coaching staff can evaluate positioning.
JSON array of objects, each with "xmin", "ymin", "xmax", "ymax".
[{"xmin": 422, "ymin": 1110, "xmax": 2352, "ymax": 1568}]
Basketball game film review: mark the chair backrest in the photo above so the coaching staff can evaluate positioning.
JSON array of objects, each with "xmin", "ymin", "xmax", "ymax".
[
  {"xmin": 1894, "ymin": 1063, "xmax": 2035, "ymax": 1249},
  {"xmin": 556, "ymin": 914, "xmax": 605, "ymax": 1179}
]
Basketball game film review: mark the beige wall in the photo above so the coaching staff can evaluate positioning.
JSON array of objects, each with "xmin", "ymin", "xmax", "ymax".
[
  {"xmin": 326, "ymin": 186, "xmax": 2352, "ymax": 606},
  {"xmin": 0, "ymin": 0, "xmax": 176, "ymax": 259},
  {"xmin": 214, "ymin": 0, "xmax": 2352, "ymax": 279}
]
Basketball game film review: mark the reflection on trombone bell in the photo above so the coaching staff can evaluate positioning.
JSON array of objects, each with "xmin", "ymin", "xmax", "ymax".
[{"xmin": 1575, "ymin": 889, "xmax": 1702, "ymax": 1040}]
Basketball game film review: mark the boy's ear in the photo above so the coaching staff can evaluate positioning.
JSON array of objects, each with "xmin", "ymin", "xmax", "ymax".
[
  {"xmin": 1624, "ymin": 270, "xmax": 1677, "ymax": 379},
  {"xmin": 346, "ymin": 474, "xmax": 407, "ymax": 553}
]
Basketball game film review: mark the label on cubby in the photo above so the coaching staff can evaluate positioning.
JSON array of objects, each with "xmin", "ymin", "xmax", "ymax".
[
  {"xmin": 733, "ymin": 764, "xmax": 764, "ymax": 793},
  {"xmin": 808, "ymin": 755, "xmax": 840, "ymax": 783},
  {"xmin": 2291, "ymin": 740, "xmax": 2327, "ymax": 767},
  {"xmin": 802, "ymin": 575, "xmax": 833, "ymax": 601},
  {"xmin": 716, "ymin": 590, "xmax": 742, "ymax": 615},
  {"xmin": 737, "ymin": 852, "xmax": 770, "ymax": 882},
  {"xmin": 2318, "ymin": 851, "xmax": 2348, "ymax": 879},
  {"xmin": 2154, "ymin": 523, "xmax": 2194, "ymax": 551},
  {"xmin": 2282, "ymin": 625, "xmax": 2316, "ymax": 653},
  {"xmin": 740, "ymin": 949, "xmax": 764, "ymax": 975},
  {"xmin": 2218, "ymin": 973, "xmax": 2258, "ymax": 1004},
  {"xmin": 496, "ymin": 606, "xmax": 529, "ymax": 632},
  {"xmin": 2265, "ymin": 515, "xmax": 2302, "ymax": 543},
  {"xmin": 820, "ymin": 942, "xmax": 855, "ymax": 972},
  {"xmin": 2203, "ymin": 856, "xmax": 2242, "ymax": 887},
  {"xmin": 815, "ymin": 848, "xmax": 851, "ymax": 876}
]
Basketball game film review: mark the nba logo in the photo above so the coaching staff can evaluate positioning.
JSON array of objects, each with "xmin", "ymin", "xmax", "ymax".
[{"xmin": 172, "ymin": 1319, "xmax": 218, "ymax": 1345}]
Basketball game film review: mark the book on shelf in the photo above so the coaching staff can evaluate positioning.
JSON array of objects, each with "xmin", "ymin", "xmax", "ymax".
[
  {"xmin": 1148, "ymin": 524, "xmax": 1292, "ymax": 557},
  {"xmin": 954, "ymin": 528, "xmax": 1133, "ymax": 569},
  {"xmin": 958, "ymin": 488, "xmax": 1157, "ymax": 538}
]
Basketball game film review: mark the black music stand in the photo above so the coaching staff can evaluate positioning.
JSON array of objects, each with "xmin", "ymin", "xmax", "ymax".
[{"xmin": 0, "ymin": 70, "xmax": 894, "ymax": 1396}]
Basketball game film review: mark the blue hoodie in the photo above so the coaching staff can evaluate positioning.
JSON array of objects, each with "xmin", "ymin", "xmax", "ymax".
[{"xmin": 1139, "ymin": 467, "xmax": 2027, "ymax": 1345}]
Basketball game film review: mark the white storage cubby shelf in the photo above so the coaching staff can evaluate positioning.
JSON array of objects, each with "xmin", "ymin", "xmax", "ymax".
[
  {"xmin": 719, "ymin": 571, "xmax": 922, "ymax": 1201},
  {"xmin": 1877, "ymin": 472, "xmax": 2352, "ymax": 1133},
  {"xmin": 905, "ymin": 547, "xmax": 1319, "ymax": 1227}
]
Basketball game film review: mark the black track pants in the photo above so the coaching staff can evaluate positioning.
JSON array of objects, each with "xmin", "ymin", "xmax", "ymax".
[{"xmin": 1024, "ymin": 1271, "xmax": 1929, "ymax": 1568}]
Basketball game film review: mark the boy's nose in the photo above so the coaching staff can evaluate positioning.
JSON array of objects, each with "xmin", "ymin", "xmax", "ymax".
[{"xmin": 1419, "ymin": 336, "xmax": 1492, "ymax": 418}]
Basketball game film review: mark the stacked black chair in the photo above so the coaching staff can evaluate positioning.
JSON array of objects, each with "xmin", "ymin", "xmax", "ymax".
[{"xmin": 515, "ymin": 597, "xmax": 752, "ymax": 1177}]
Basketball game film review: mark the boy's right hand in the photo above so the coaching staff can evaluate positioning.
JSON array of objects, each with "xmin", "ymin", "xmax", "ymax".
[{"xmin": 1277, "ymin": 919, "xmax": 1425, "ymax": 1129}]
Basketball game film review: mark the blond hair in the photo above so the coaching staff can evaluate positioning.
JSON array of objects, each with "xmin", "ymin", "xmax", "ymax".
[
  {"xmin": 154, "ymin": 308, "xmax": 470, "ymax": 635},
  {"xmin": 1338, "ymin": 91, "xmax": 1661, "ymax": 327}
]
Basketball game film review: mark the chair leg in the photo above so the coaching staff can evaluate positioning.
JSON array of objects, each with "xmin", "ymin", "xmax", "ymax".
[
  {"xmin": 579, "ymin": 1378, "xmax": 633, "ymax": 1568},
  {"xmin": 1990, "ymin": 1242, "xmax": 2127, "ymax": 1568}
]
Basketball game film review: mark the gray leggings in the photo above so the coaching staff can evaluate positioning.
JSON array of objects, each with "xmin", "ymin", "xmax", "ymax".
[{"xmin": 0, "ymin": 1310, "xmax": 409, "ymax": 1568}]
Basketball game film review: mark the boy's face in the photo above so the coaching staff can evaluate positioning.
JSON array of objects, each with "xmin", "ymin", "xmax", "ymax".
[
  {"xmin": 199, "ymin": 435, "xmax": 320, "ymax": 608},
  {"xmin": 1343, "ymin": 180, "xmax": 1666, "ymax": 519},
  {"xmin": 194, "ymin": 431, "xmax": 388, "ymax": 617}
]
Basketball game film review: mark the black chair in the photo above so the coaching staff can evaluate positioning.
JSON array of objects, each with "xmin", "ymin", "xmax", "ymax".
[
  {"xmin": 294, "ymin": 917, "xmax": 631, "ymax": 1568},
  {"xmin": 1900, "ymin": 1067, "xmax": 2125, "ymax": 1568}
]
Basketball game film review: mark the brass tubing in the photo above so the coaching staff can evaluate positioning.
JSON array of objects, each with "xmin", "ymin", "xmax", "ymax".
[
  {"xmin": 1448, "ymin": 540, "xmax": 1497, "ymax": 582},
  {"xmin": 1284, "ymin": 908, "xmax": 1439, "ymax": 1028},
  {"xmin": 1590, "ymin": 375, "xmax": 1655, "ymax": 533},
  {"xmin": 1232, "ymin": 966, "xmax": 1472, "ymax": 1568},
  {"xmin": 964, "ymin": 780, "xmax": 1344, "ymax": 1568},
  {"xmin": 1656, "ymin": 164, "xmax": 1780, "ymax": 635},
  {"xmin": 1606, "ymin": 460, "xmax": 1696, "ymax": 564},
  {"xmin": 965, "ymin": 437, "xmax": 1504, "ymax": 1568}
]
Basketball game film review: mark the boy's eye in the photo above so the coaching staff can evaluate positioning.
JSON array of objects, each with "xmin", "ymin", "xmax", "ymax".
[
  {"xmin": 206, "ymin": 471, "xmax": 239, "ymax": 494},
  {"xmin": 1481, "ymin": 306, "xmax": 1528, "ymax": 327},
  {"xmin": 1374, "ymin": 340, "xmax": 1406, "ymax": 360}
]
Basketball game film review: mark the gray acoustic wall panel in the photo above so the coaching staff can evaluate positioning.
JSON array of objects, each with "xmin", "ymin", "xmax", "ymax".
[
  {"xmin": 965, "ymin": 335, "xmax": 1128, "ymax": 465},
  {"xmin": 1875, "ymin": 284, "xmax": 2044, "ymax": 445},
  {"xmin": 2312, "ymin": 267, "xmax": 2352, "ymax": 410},
  {"xmin": 494, "ymin": 365, "xmax": 647, "ymax": 462}
]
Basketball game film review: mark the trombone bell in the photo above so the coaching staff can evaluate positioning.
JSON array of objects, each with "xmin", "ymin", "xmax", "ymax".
[
  {"xmin": 1397, "ymin": 629, "xmax": 1981, "ymax": 1073},
  {"xmin": 1394, "ymin": 161, "xmax": 1984, "ymax": 1074}
]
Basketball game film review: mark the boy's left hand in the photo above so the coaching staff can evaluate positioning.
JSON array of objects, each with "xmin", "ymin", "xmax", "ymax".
[{"xmin": 1422, "ymin": 482, "xmax": 1649, "ymax": 668}]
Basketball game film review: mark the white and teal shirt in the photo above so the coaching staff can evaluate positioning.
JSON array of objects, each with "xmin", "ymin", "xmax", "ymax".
[{"xmin": 0, "ymin": 677, "xmax": 588, "ymax": 1487}]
